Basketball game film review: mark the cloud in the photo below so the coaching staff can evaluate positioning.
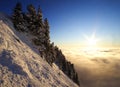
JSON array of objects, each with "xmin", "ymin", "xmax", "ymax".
[{"xmin": 62, "ymin": 48, "xmax": 120, "ymax": 87}]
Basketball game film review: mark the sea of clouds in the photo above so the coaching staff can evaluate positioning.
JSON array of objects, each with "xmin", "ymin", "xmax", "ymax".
[{"xmin": 62, "ymin": 48, "xmax": 120, "ymax": 87}]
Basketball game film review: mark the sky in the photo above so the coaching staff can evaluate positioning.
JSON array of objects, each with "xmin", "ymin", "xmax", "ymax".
[{"xmin": 0, "ymin": 0, "xmax": 120, "ymax": 48}]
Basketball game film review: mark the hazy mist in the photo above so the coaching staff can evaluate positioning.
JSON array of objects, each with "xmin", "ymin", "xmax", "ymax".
[{"xmin": 63, "ymin": 48, "xmax": 120, "ymax": 87}]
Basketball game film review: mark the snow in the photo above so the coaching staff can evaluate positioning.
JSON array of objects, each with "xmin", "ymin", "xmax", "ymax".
[{"xmin": 0, "ymin": 13, "xmax": 79, "ymax": 87}]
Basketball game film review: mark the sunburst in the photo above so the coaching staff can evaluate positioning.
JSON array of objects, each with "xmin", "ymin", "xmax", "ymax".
[{"xmin": 84, "ymin": 32, "xmax": 99, "ymax": 48}]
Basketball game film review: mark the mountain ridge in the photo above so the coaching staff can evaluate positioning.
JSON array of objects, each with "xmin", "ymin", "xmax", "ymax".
[
  {"xmin": 0, "ymin": 12, "xmax": 79, "ymax": 87},
  {"xmin": 11, "ymin": 3, "xmax": 80, "ymax": 86}
]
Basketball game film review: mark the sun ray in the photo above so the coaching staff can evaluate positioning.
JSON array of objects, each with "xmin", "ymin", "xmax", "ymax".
[{"xmin": 83, "ymin": 32, "xmax": 100, "ymax": 48}]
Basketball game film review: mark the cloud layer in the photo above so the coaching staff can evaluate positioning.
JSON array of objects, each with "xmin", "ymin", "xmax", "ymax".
[{"xmin": 62, "ymin": 48, "xmax": 120, "ymax": 87}]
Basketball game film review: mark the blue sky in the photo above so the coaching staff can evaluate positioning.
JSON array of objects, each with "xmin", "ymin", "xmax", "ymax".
[{"xmin": 0, "ymin": 0, "xmax": 120, "ymax": 48}]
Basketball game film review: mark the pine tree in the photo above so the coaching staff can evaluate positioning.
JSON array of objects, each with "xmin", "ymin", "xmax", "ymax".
[
  {"xmin": 36, "ymin": 6, "xmax": 45, "ymax": 40},
  {"xmin": 26, "ymin": 4, "xmax": 37, "ymax": 32},
  {"xmin": 37, "ymin": 6, "xmax": 43, "ymax": 27},
  {"xmin": 12, "ymin": 2, "xmax": 26, "ymax": 31},
  {"xmin": 44, "ymin": 18, "xmax": 50, "ymax": 43},
  {"xmin": 27, "ymin": 4, "xmax": 36, "ymax": 16}
]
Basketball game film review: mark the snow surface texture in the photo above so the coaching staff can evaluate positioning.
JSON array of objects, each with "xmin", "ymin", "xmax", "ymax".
[{"xmin": 0, "ymin": 13, "xmax": 79, "ymax": 87}]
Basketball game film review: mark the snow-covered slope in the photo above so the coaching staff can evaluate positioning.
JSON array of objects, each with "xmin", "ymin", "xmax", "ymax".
[{"xmin": 0, "ymin": 13, "xmax": 79, "ymax": 87}]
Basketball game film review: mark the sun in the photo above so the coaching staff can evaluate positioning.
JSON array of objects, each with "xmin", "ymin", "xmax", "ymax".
[
  {"xmin": 88, "ymin": 36, "xmax": 97, "ymax": 46},
  {"xmin": 84, "ymin": 32, "xmax": 99, "ymax": 48}
]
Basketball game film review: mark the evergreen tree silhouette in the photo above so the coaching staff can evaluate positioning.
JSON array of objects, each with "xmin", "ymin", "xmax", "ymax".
[
  {"xmin": 12, "ymin": 2, "xmax": 26, "ymax": 31},
  {"xmin": 44, "ymin": 18, "xmax": 50, "ymax": 43},
  {"xmin": 27, "ymin": 4, "xmax": 37, "ymax": 32},
  {"xmin": 37, "ymin": 6, "xmax": 43, "ymax": 28}
]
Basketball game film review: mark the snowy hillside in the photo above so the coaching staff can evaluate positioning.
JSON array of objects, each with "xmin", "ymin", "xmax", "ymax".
[{"xmin": 0, "ymin": 13, "xmax": 79, "ymax": 87}]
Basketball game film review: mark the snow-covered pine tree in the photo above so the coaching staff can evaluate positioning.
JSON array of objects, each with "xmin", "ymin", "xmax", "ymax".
[
  {"xmin": 26, "ymin": 4, "xmax": 37, "ymax": 32},
  {"xmin": 37, "ymin": 6, "xmax": 43, "ymax": 28},
  {"xmin": 12, "ymin": 2, "xmax": 26, "ymax": 31},
  {"xmin": 36, "ymin": 7, "xmax": 46, "ymax": 44},
  {"xmin": 55, "ymin": 48, "xmax": 80, "ymax": 86},
  {"xmin": 44, "ymin": 18, "xmax": 50, "ymax": 44}
]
